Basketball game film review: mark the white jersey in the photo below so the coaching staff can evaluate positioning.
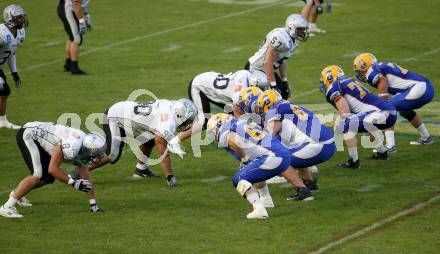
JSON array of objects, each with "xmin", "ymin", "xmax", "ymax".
[
  {"xmin": 191, "ymin": 70, "xmax": 251, "ymax": 105},
  {"xmin": 0, "ymin": 24, "xmax": 25, "ymax": 69},
  {"xmin": 23, "ymin": 122, "xmax": 85, "ymax": 160},
  {"xmin": 107, "ymin": 100, "xmax": 177, "ymax": 141},
  {"xmin": 248, "ymin": 28, "xmax": 298, "ymax": 71}
]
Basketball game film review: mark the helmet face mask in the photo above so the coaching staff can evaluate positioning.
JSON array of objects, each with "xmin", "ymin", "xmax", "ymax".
[
  {"xmin": 206, "ymin": 113, "xmax": 232, "ymax": 143},
  {"xmin": 285, "ymin": 14, "xmax": 309, "ymax": 41},
  {"xmin": 320, "ymin": 65, "xmax": 345, "ymax": 93},
  {"xmin": 237, "ymin": 87, "xmax": 262, "ymax": 112},
  {"xmin": 257, "ymin": 90, "xmax": 282, "ymax": 113},
  {"xmin": 3, "ymin": 5, "xmax": 28, "ymax": 30},
  {"xmin": 173, "ymin": 99, "xmax": 198, "ymax": 132},
  {"xmin": 353, "ymin": 53, "xmax": 377, "ymax": 82},
  {"xmin": 248, "ymin": 70, "xmax": 269, "ymax": 91},
  {"xmin": 74, "ymin": 133, "xmax": 106, "ymax": 166}
]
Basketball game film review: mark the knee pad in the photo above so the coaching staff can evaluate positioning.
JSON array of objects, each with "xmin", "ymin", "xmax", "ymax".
[
  {"xmin": 399, "ymin": 110, "xmax": 416, "ymax": 121},
  {"xmin": 236, "ymin": 180, "xmax": 252, "ymax": 197}
]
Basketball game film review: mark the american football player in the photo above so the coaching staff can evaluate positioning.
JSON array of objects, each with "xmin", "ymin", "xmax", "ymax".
[
  {"xmin": 245, "ymin": 14, "xmax": 308, "ymax": 99},
  {"xmin": 207, "ymin": 113, "xmax": 308, "ymax": 219},
  {"xmin": 84, "ymin": 99, "xmax": 197, "ymax": 187},
  {"xmin": 320, "ymin": 65, "xmax": 397, "ymax": 168},
  {"xmin": 188, "ymin": 69, "xmax": 268, "ymax": 129},
  {"xmin": 354, "ymin": 53, "xmax": 435, "ymax": 149},
  {"xmin": 0, "ymin": 4, "xmax": 27, "ymax": 129},
  {"xmin": 257, "ymin": 90, "xmax": 336, "ymax": 195},
  {"xmin": 0, "ymin": 122, "xmax": 106, "ymax": 218},
  {"xmin": 57, "ymin": 0, "xmax": 91, "ymax": 74}
]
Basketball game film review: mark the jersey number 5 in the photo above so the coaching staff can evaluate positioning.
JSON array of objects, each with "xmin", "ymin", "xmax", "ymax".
[{"xmin": 348, "ymin": 82, "xmax": 367, "ymax": 99}]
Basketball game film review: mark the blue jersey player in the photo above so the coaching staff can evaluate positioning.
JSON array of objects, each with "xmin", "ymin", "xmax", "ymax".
[
  {"xmin": 207, "ymin": 113, "xmax": 312, "ymax": 219},
  {"xmin": 320, "ymin": 65, "xmax": 397, "ymax": 168},
  {"xmin": 257, "ymin": 90, "xmax": 336, "ymax": 193},
  {"xmin": 354, "ymin": 53, "xmax": 435, "ymax": 148}
]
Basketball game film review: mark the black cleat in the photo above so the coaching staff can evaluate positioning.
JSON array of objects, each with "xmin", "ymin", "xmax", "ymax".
[
  {"xmin": 286, "ymin": 187, "xmax": 314, "ymax": 201},
  {"xmin": 337, "ymin": 158, "xmax": 360, "ymax": 169},
  {"xmin": 166, "ymin": 175, "xmax": 177, "ymax": 187},
  {"xmin": 304, "ymin": 179, "xmax": 319, "ymax": 192},
  {"xmin": 71, "ymin": 68, "xmax": 88, "ymax": 75},
  {"xmin": 371, "ymin": 150, "xmax": 388, "ymax": 160},
  {"xmin": 133, "ymin": 167, "xmax": 159, "ymax": 178}
]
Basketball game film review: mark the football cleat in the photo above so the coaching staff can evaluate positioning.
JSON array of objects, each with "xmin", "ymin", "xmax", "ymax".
[
  {"xmin": 410, "ymin": 136, "xmax": 434, "ymax": 145},
  {"xmin": 308, "ymin": 23, "xmax": 326, "ymax": 33},
  {"xmin": 90, "ymin": 204, "xmax": 102, "ymax": 213},
  {"xmin": 10, "ymin": 191, "xmax": 32, "ymax": 207},
  {"xmin": 266, "ymin": 175, "xmax": 288, "ymax": 184},
  {"xmin": 246, "ymin": 204, "xmax": 269, "ymax": 219},
  {"xmin": 166, "ymin": 175, "xmax": 177, "ymax": 187},
  {"xmin": 260, "ymin": 196, "xmax": 275, "ymax": 208},
  {"xmin": 386, "ymin": 145, "xmax": 398, "ymax": 154},
  {"xmin": 0, "ymin": 206, "xmax": 23, "ymax": 218},
  {"xmin": 71, "ymin": 69, "xmax": 88, "ymax": 75},
  {"xmin": 337, "ymin": 158, "xmax": 360, "ymax": 169},
  {"xmin": 304, "ymin": 179, "xmax": 319, "ymax": 192},
  {"xmin": 286, "ymin": 187, "xmax": 314, "ymax": 201},
  {"xmin": 0, "ymin": 120, "xmax": 21, "ymax": 129},
  {"xmin": 133, "ymin": 167, "xmax": 158, "ymax": 178},
  {"xmin": 371, "ymin": 150, "xmax": 388, "ymax": 160}
]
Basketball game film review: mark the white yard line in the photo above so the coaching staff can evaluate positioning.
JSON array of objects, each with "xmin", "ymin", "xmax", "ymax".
[
  {"xmin": 308, "ymin": 193, "xmax": 440, "ymax": 254},
  {"xmin": 21, "ymin": 0, "xmax": 289, "ymax": 73},
  {"xmin": 400, "ymin": 48, "xmax": 440, "ymax": 63},
  {"xmin": 200, "ymin": 175, "xmax": 227, "ymax": 184}
]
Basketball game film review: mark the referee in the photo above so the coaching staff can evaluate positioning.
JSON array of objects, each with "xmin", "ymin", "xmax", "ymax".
[{"xmin": 57, "ymin": 0, "xmax": 91, "ymax": 75}]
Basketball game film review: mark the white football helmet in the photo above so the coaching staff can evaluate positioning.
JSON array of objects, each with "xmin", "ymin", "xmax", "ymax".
[
  {"xmin": 173, "ymin": 99, "xmax": 198, "ymax": 132},
  {"xmin": 74, "ymin": 133, "xmax": 106, "ymax": 166},
  {"xmin": 285, "ymin": 14, "xmax": 308, "ymax": 41},
  {"xmin": 248, "ymin": 70, "xmax": 270, "ymax": 91},
  {"xmin": 3, "ymin": 4, "xmax": 28, "ymax": 29}
]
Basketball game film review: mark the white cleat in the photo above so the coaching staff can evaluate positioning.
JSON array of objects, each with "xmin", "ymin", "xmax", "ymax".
[
  {"xmin": 246, "ymin": 204, "xmax": 269, "ymax": 219},
  {"xmin": 266, "ymin": 176, "xmax": 287, "ymax": 184},
  {"xmin": 0, "ymin": 120, "xmax": 21, "ymax": 129},
  {"xmin": 308, "ymin": 24, "xmax": 326, "ymax": 33},
  {"xmin": 307, "ymin": 165, "xmax": 319, "ymax": 174},
  {"xmin": 260, "ymin": 196, "xmax": 275, "ymax": 208},
  {"xmin": 10, "ymin": 191, "xmax": 32, "ymax": 207},
  {"xmin": 0, "ymin": 206, "xmax": 23, "ymax": 218}
]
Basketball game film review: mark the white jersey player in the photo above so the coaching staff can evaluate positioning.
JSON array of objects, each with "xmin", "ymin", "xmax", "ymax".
[
  {"xmin": 245, "ymin": 14, "xmax": 309, "ymax": 99},
  {"xmin": 93, "ymin": 99, "xmax": 197, "ymax": 187},
  {"xmin": 0, "ymin": 122, "xmax": 106, "ymax": 218},
  {"xmin": 0, "ymin": 4, "xmax": 28, "ymax": 129},
  {"xmin": 188, "ymin": 69, "xmax": 268, "ymax": 127}
]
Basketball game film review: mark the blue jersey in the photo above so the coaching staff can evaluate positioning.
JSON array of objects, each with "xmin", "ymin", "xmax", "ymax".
[
  {"xmin": 265, "ymin": 102, "xmax": 333, "ymax": 143},
  {"xmin": 366, "ymin": 62, "xmax": 430, "ymax": 94},
  {"xmin": 217, "ymin": 118, "xmax": 288, "ymax": 160},
  {"xmin": 323, "ymin": 77, "xmax": 394, "ymax": 114}
]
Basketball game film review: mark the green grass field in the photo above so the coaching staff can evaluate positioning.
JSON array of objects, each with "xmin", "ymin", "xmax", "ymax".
[{"xmin": 1, "ymin": 0, "xmax": 440, "ymax": 253}]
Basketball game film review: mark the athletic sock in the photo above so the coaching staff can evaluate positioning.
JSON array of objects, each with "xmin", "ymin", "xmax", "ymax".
[
  {"xmin": 136, "ymin": 163, "xmax": 148, "ymax": 170},
  {"xmin": 64, "ymin": 58, "xmax": 71, "ymax": 70},
  {"xmin": 4, "ymin": 196, "xmax": 17, "ymax": 208},
  {"xmin": 348, "ymin": 147, "xmax": 359, "ymax": 161},
  {"xmin": 384, "ymin": 130, "xmax": 395, "ymax": 148},
  {"xmin": 417, "ymin": 123, "xmax": 430, "ymax": 140},
  {"xmin": 257, "ymin": 184, "xmax": 270, "ymax": 198},
  {"xmin": 0, "ymin": 115, "xmax": 7, "ymax": 122},
  {"xmin": 246, "ymin": 192, "xmax": 260, "ymax": 206},
  {"xmin": 71, "ymin": 61, "xmax": 79, "ymax": 72}
]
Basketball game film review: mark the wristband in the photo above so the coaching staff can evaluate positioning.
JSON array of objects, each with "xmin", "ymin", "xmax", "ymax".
[
  {"xmin": 67, "ymin": 176, "xmax": 75, "ymax": 185},
  {"xmin": 79, "ymin": 18, "xmax": 85, "ymax": 23},
  {"xmin": 270, "ymin": 81, "xmax": 277, "ymax": 88}
]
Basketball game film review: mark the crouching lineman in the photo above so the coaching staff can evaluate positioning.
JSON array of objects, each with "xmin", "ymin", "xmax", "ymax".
[
  {"xmin": 0, "ymin": 121, "xmax": 106, "ymax": 218},
  {"xmin": 88, "ymin": 99, "xmax": 197, "ymax": 187},
  {"xmin": 0, "ymin": 4, "xmax": 28, "ymax": 129},
  {"xmin": 320, "ymin": 65, "xmax": 397, "ymax": 168},
  {"xmin": 207, "ymin": 113, "xmax": 311, "ymax": 219},
  {"xmin": 354, "ymin": 53, "xmax": 435, "ymax": 149},
  {"xmin": 257, "ymin": 90, "xmax": 336, "ymax": 196},
  {"xmin": 188, "ymin": 69, "xmax": 268, "ymax": 129}
]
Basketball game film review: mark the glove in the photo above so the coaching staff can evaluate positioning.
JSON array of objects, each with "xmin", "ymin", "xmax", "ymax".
[
  {"xmin": 166, "ymin": 175, "xmax": 177, "ymax": 187},
  {"xmin": 11, "ymin": 72, "xmax": 21, "ymax": 88},
  {"xmin": 326, "ymin": 0, "xmax": 332, "ymax": 13},
  {"xmin": 279, "ymin": 80, "xmax": 291, "ymax": 99},
  {"xmin": 167, "ymin": 136, "xmax": 186, "ymax": 158},
  {"xmin": 68, "ymin": 175, "xmax": 93, "ymax": 192},
  {"xmin": 84, "ymin": 14, "xmax": 92, "ymax": 31},
  {"xmin": 316, "ymin": 4, "xmax": 323, "ymax": 14},
  {"xmin": 79, "ymin": 18, "xmax": 87, "ymax": 34}
]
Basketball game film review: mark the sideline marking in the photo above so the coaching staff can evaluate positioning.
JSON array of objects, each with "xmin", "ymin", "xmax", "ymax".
[
  {"xmin": 201, "ymin": 175, "xmax": 227, "ymax": 184},
  {"xmin": 21, "ymin": 0, "xmax": 290, "ymax": 73},
  {"xmin": 307, "ymin": 193, "xmax": 440, "ymax": 254}
]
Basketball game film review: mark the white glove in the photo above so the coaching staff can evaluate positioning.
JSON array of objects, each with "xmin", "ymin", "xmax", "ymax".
[
  {"xmin": 79, "ymin": 18, "xmax": 87, "ymax": 34},
  {"xmin": 167, "ymin": 136, "xmax": 186, "ymax": 158},
  {"xmin": 68, "ymin": 175, "xmax": 93, "ymax": 192}
]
